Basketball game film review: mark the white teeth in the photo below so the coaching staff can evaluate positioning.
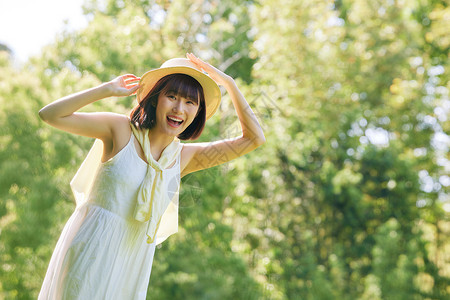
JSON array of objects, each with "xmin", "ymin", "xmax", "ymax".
[{"xmin": 168, "ymin": 116, "xmax": 183, "ymax": 122}]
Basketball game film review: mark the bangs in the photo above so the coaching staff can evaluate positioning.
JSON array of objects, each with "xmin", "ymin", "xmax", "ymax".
[
  {"xmin": 161, "ymin": 73, "xmax": 203, "ymax": 104},
  {"xmin": 130, "ymin": 72, "xmax": 207, "ymax": 140}
]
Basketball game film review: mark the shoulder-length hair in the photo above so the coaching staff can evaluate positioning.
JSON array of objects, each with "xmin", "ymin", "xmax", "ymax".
[{"xmin": 130, "ymin": 73, "xmax": 206, "ymax": 140}]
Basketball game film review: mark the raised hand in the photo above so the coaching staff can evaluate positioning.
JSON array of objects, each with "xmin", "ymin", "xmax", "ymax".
[
  {"xmin": 108, "ymin": 74, "xmax": 141, "ymax": 97},
  {"xmin": 186, "ymin": 53, "xmax": 233, "ymax": 87}
]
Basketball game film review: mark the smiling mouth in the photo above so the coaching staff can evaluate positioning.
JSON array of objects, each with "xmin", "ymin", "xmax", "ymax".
[{"xmin": 167, "ymin": 116, "xmax": 184, "ymax": 127}]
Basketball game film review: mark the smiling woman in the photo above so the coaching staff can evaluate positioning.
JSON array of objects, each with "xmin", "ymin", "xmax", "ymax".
[
  {"xmin": 129, "ymin": 72, "xmax": 207, "ymax": 140},
  {"xmin": 37, "ymin": 53, "xmax": 265, "ymax": 299}
]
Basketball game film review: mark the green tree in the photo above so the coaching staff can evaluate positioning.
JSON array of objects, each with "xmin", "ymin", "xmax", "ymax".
[
  {"xmin": 1, "ymin": 0, "xmax": 448, "ymax": 299},
  {"xmin": 241, "ymin": 0, "xmax": 449, "ymax": 298},
  {"xmin": 1, "ymin": 0, "xmax": 264, "ymax": 299}
]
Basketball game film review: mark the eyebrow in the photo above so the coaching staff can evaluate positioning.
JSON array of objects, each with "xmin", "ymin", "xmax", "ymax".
[{"xmin": 166, "ymin": 89, "xmax": 199, "ymax": 103}]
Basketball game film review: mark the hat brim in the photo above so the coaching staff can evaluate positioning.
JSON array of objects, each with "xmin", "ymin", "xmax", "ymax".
[{"xmin": 136, "ymin": 66, "xmax": 221, "ymax": 120}]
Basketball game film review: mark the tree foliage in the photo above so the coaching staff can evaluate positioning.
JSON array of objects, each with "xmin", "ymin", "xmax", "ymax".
[{"xmin": 0, "ymin": 0, "xmax": 448, "ymax": 299}]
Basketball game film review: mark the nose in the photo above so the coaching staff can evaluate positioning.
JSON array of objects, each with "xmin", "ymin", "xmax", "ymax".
[{"xmin": 172, "ymin": 99, "xmax": 183, "ymax": 113}]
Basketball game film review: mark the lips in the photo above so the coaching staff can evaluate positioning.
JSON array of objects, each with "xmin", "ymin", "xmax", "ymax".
[{"xmin": 167, "ymin": 115, "xmax": 184, "ymax": 127}]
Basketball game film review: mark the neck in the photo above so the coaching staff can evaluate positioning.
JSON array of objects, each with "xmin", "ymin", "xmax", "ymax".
[{"xmin": 147, "ymin": 128, "xmax": 176, "ymax": 161}]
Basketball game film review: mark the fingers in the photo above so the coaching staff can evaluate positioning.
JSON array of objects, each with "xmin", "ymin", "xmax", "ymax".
[
  {"xmin": 121, "ymin": 74, "xmax": 140, "ymax": 90},
  {"xmin": 123, "ymin": 76, "xmax": 140, "ymax": 84},
  {"xmin": 117, "ymin": 84, "xmax": 139, "ymax": 97},
  {"xmin": 121, "ymin": 74, "xmax": 140, "ymax": 83},
  {"xmin": 188, "ymin": 53, "xmax": 217, "ymax": 75},
  {"xmin": 186, "ymin": 52, "xmax": 195, "ymax": 60},
  {"xmin": 186, "ymin": 53, "xmax": 228, "ymax": 86},
  {"xmin": 126, "ymin": 83, "xmax": 139, "ymax": 89},
  {"xmin": 121, "ymin": 74, "xmax": 139, "ymax": 79},
  {"xmin": 187, "ymin": 53, "xmax": 206, "ymax": 67},
  {"xmin": 124, "ymin": 79, "xmax": 140, "ymax": 87},
  {"xmin": 129, "ymin": 84, "xmax": 140, "ymax": 96}
]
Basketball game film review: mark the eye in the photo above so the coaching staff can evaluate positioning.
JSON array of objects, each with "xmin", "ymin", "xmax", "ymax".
[
  {"xmin": 168, "ymin": 95, "xmax": 176, "ymax": 100},
  {"xmin": 186, "ymin": 99, "xmax": 198, "ymax": 105}
]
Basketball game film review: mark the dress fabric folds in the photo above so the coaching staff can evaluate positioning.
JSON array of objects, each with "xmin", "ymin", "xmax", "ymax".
[{"xmin": 38, "ymin": 128, "xmax": 182, "ymax": 300}]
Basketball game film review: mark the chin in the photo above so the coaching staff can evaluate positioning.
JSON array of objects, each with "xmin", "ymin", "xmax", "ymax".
[{"xmin": 164, "ymin": 125, "xmax": 185, "ymax": 137}]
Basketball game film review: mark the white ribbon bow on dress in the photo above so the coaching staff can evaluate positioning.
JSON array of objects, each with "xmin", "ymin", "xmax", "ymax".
[{"xmin": 130, "ymin": 124, "xmax": 183, "ymax": 244}]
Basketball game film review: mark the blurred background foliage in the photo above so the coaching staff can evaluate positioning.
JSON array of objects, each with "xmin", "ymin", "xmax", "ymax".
[{"xmin": 0, "ymin": 0, "xmax": 449, "ymax": 299}]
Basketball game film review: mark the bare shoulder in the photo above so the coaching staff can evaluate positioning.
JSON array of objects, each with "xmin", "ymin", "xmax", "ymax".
[
  {"xmin": 107, "ymin": 113, "xmax": 132, "ymax": 135},
  {"xmin": 97, "ymin": 112, "xmax": 132, "ymax": 143},
  {"xmin": 100, "ymin": 113, "xmax": 133, "ymax": 162},
  {"xmin": 179, "ymin": 141, "xmax": 212, "ymax": 178}
]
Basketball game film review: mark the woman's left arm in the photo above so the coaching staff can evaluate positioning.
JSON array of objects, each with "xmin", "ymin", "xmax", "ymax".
[{"xmin": 181, "ymin": 53, "xmax": 266, "ymax": 177}]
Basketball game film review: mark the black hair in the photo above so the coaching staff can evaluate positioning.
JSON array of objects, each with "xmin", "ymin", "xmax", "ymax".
[{"xmin": 130, "ymin": 73, "xmax": 206, "ymax": 140}]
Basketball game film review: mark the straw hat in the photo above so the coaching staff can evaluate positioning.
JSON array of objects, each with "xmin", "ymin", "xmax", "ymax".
[{"xmin": 136, "ymin": 58, "xmax": 222, "ymax": 120}]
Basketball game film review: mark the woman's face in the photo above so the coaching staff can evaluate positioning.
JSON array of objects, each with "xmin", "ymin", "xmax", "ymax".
[{"xmin": 154, "ymin": 90, "xmax": 200, "ymax": 136}]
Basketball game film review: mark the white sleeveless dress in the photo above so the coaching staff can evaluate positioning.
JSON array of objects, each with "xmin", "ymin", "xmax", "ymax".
[{"xmin": 38, "ymin": 132, "xmax": 182, "ymax": 299}]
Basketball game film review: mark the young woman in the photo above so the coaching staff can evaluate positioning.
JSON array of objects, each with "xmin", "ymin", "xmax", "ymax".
[{"xmin": 37, "ymin": 53, "xmax": 265, "ymax": 299}]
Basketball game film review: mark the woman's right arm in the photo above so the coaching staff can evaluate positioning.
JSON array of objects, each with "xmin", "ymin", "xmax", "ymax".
[{"xmin": 39, "ymin": 75, "xmax": 140, "ymax": 141}]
